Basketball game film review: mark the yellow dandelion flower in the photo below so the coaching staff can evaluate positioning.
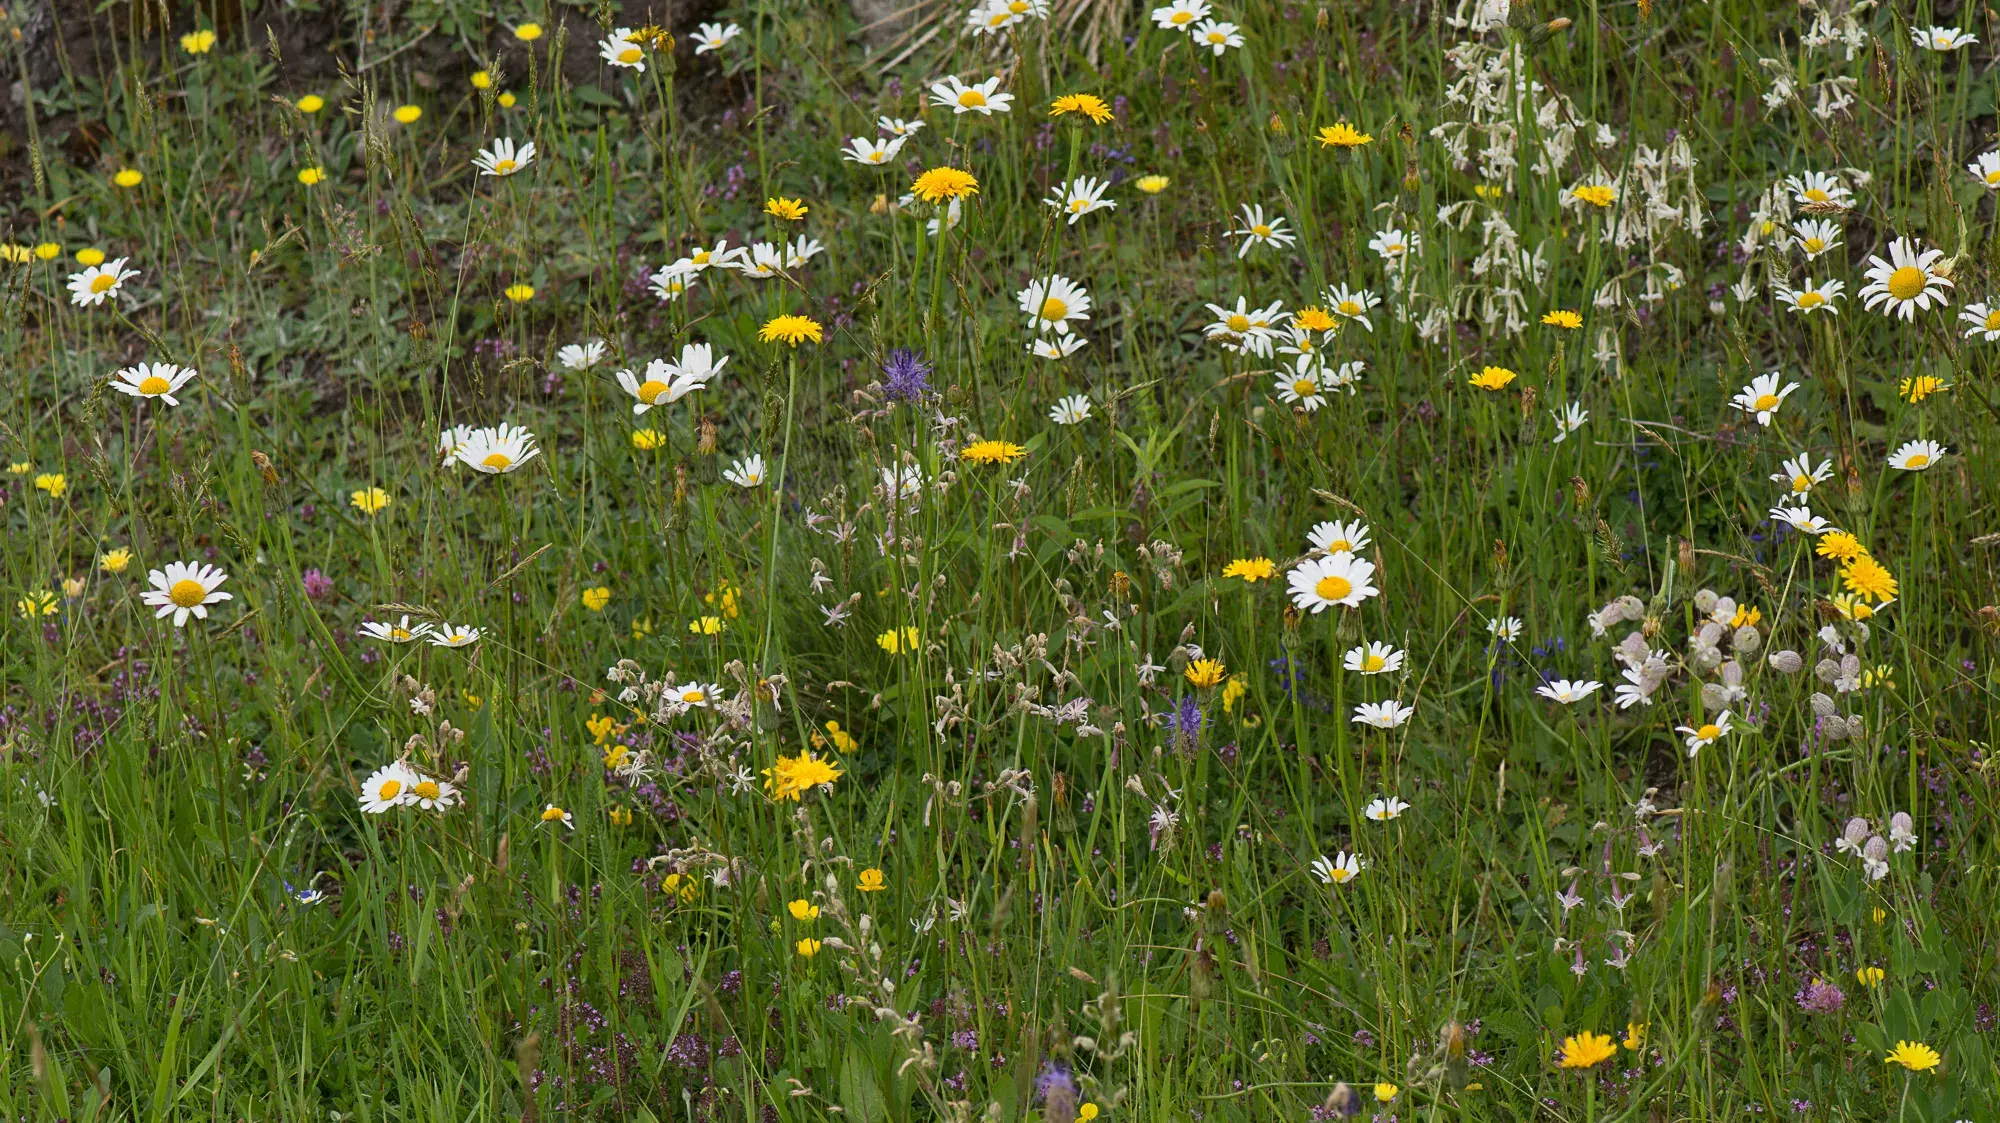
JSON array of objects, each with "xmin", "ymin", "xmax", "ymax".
[
  {"xmin": 1840, "ymin": 555, "xmax": 1898, "ymax": 603},
  {"xmin": 1557, "ymin": 1032, "xmax": 1617, "ymax": 1069},
  {"xmin": 1572, "ymin": 184, "xmax": 1616, "ymax": 207},
  {"xmin": 765, "ymin": 196, "xmax": 808, "ymax": 221},
  {"xmin": 1898, "ymin": 375, "xmax": 1948, "ymax": 402},
  {"xmin": 1185, "ymin": 658, "xmax": 1227, "ymax": 688},
  {"xmin": 1542, "ymin": 309, "xmax": 1582, "ymax": 329},
  {"xmin": 349, "ymin": 486, "xmax": 391, "ymax": 515},
  {"xmin": 1884, "ymin": 1040, "xmax": 1941, "ymax": 1073},
  {"xmin": 1134, "ymin": 174, "xmax": 1170, "ymax": 194},
  {"xmin": 1221, "ymin": 557, "xmax": 1276, "ymax": 583},
  {"xmin": 1469, "ymin": 366, "xmax": 1517, "ymax": 391},
  {"xmin": 513, "ymin": 22, "xmax": 544, "ymax": 40},
  {"xmin": 1815, "ymin": 531, "xmax": 1866, "ymax": 563}
]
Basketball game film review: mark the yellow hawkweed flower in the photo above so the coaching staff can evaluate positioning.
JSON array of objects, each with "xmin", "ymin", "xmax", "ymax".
[
  {"xmin": 1898, "ymin": 375, "xmax": 1948, "ymax": 402},
  {"xmin": 99, "ymin": 548, "xmax": 133, "ymax": 574},
  {"xmin": 393, "ymin": 105, "xmax": 423, "ymax": 123},
  {"xmin": 1185, "ymin": 658, "xmax": 1227, "ymax": 688},
  {"xmin": 1572, "ymin": 184, "xmax": 1617, "ymax": 207},
  {"xmin": 1542, "ymin": 309, "xmax": 1582, "ymax": 329},
  {"xmin": 911, "ymin": 166, "xmax": 980, "ymax": 203},
  {"xmin": 1883, "ymin": 1040, "xmax": 1941, "ymax": 1073},
  {"xmin": 513, "ymin": 22, "xmax": 544, "ymax": 40},
  {"xmin": 349, "ymin": 486, "xmax": 390, "ymax": 515},
  {"xmin": 1814, "ymin": 531, "xmax": 1866, "ymax": 563},
  {"xmin": 1134, "ymin": 174, "xmax": 1170, "ymax": 194},
  {"xmin": 1315, "ymin": 122, "xmax": 1373, "ymax": 148},
  {"xmin": 765, "ymin": 196, "xmax": 809, "ymax": 221},
  {"xmin": 296, "ymin": 94, "xmax": 326, "ymax": 113},
  {"xmin": 758, "ymin": 314, "xmax": 824, "ymax": 346},
  {"xmin": 1839, "ymin": 555, "xmax": 1897, "ymax": 603},
  {"xmin": 1049, "ymin": 93, "xmax": 1114, "ymax": 123},
  {"xmin": 1469, "ymin": 366, "xmax": 1517, "ymax": 391},
  {"xmin": 33, "ymin": 243, "xmax": 61, "ymax": 260},
  {"xmin": 504, "ymin": 283, "xmax": 535, "ymax": 303},
  {"xmin": 76, "ymin": 248, "xmax": 106, "ymax": 266},
  {"xmin": 960, "ymin": 439, "xmax": 1026, "ymax": 465},
  {"xmin": 1221, "ymin": 557, "xmax": 1275, "ymax": 583},
  {"xmin": 1557, "ymin": 1032, "xmax": 1617, "ymax": 1069},
  {"xmin": 113, "ymin": 169, "xmax": 143, "ymax": 188},
  {"xmin": 17, "ymin": 591, "xmax": 59, "ymax": 618}
]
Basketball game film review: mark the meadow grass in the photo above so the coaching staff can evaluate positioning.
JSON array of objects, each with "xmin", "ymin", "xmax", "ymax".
[{"xmin": 3, "ymin": 0, "xmax": 2000, "ymax": 1119}]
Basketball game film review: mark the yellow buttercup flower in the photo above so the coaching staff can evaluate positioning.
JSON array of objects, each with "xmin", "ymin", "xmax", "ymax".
[
  {"xmin": 471, "ymin": 70, "xmax": 493, "ymax": 89},
  {"xmin": 33, "ymin": 473, "xmax": 66, "ymax": 499},
  {"xmin": 1077, "ymin": 1105, "xmax": 1099, "ymax": 1122},
  {"xmin": 857, "ymin": 868, "xmax": 887, "ymax": 892},
  {"xmin": 180, "ymin": 29, "xmax": 217, "ymax": 54},
  {"xmin": 1372, "ymin": 1084, "xmax": 1398, "ymax": 1103},
  {"xmin": 787, "ymin": 898, "xmax": 821, "ymax": 920},
  {"xmin": 297, "ymin": 167, "xmax": 327, "ymax": 185},
  {"xmin": 498, "ymin": 92, "xmax": 517, "ymax": 108},
  {"xmin": 795, "ymin": 938, "xmax": 822, "ymax": 957},
  {"xmin": 1049, "ymin": 93, "xmax": 1113, "ymax": 123},
  {"xmin": 1469, "ymin": 366, "xmax": 1517, "ymax": 391},
  {"xmin": 758, "ymin": 314, "xmax": 823, "ymax": 346},
  {"xmin": 911, "ymin": 166, "xmax": 980, "ymax": 203},
  {"xmin": 581, "ymin": 586, "xmax": 611, "ymax": 612}
]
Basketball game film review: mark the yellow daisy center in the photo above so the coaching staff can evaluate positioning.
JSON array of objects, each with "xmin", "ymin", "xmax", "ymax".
[
  {"xmin": 1987, "ymin": 170, "xmax": 2000, "ymax": 185},
  {"xmin": 482, "ymin": 452, "xmax": 514, "ymax": 470},
  {"xmin": 1315, "ymin": 575, "xmax": 1353, "ymax": 601},
  {"xmin": 1292, "ymin": 379, "xmax": 1316, "ymax": 396},
  {"xmin": 681, "ymin": 689, "xmax": 706, "ymax": 703},
  {"xmin": 637, "ymin": 379, "xmax": 669, "ymax": 403},
  {"xmin": 1362, "ymin": 654, "xmax": 1385, "ymax": 671},
  {"xmin": 1330, "ymin": 867, "xmax": 1352, "ymax": 882},
  {"xmin": 1338, "ymin": 300, "xmax": 1361, "ymax": 315},
  {"xmin": 1041, "ymin": 297, "xmax": 1069, "ymax": 321},
  {"xmin": 90, "ymin": 274, "xmax": 117, "ymax": 293},
  {"xmin": 1225, "ymin": 314, "xmax": 1250, "ymax": 332},
  {"xmin": 1804, "ymin": 188, "xmax": 1829, "ymax": 202},
  {"xmin": 168, "ymin": 578, "xmax": 208, "ymax": 607},
  {"xmin": 1325, "ymin": 538, "xmax": 1352, "ymax": 553},
  {"xmin": 376, "ymin": 779, "xmax": 403, "ymax": 800},
  {"xmin": 1251, "ymin": 223, "xmax": 1272, "ymax": 237},
  {"xmin": 412, "ymin": 780, "xmax": 440, "ymax": 801},
  {"xmin": 1753, "ymin": 393, "xmax": 1780, "ymax": 411},
  {"xmin": 1906, "ymin": 453, "xmax": 1930, "ymax": 468},
  {"xmin": 1695, "ymin": 724, "xmax": 1720, "ymax": 741},
  {"xmin": 137, "ymin": 375, "xmax": 171, "ymax": 395},
  {"xmin": 1792, "ymin": 475, "xmax": 1812, "ymax": 492},
  {"xmin": 1070, "ymin": 198, "xmax": 1088, "ymax": 212},
  {"xmin": 389, "ymin": 627, "xmax": 411, "ymax": 640},
  {"xmin": 1171, "ymin": 10, "xmax": 1193, "ymax": 22},
  {"xmin": 618, "ymin": 46, "xmax": 642, "ymax": 63},
  {"xmin": 1803, "ymin": 237, "xmax": 1825, "ymax": 253},
  {"xmin": 1984, "ymin": 310, "xmax": 2000, "ymax": 331},
  {"xmin": 1886, "ymin": 266, "xmax": 1927, "ymax": 301},
  {"xmin": 959, "ymin": 90, "xmax": 987, "ymax": 107},
  {"xmin": 1009, "ymin": 0, "xmax": 1029, "ymax": 10},
  {"xmin": 1794, "ymin": 293, "xmax": 1823, "ymax": 309},
  {"xmin": 493, "ymin": 158, "xmax": 517, "ymax": 174}
]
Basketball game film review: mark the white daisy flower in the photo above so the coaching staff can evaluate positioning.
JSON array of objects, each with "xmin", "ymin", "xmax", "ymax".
[
  {"xmin": 557, "ymin": 341, "xmax": 606, "ymax": 370},
  {"xmin": 437, "ymin": 424, "xmax": 477, "ymax": 468},
  {"xmin": 1769, "ymin": 505, "xmax": 1834, "ymax": 535},
  {"xmin": 1018, "ymin": 275, "xmax": 1092, "ymax": 335},
  {"xmin": 1045, "ymin": 176, "xmax": 1117, "ymax": 224},
  {"xmin": 1343, "ymin": 641, "xmax": 1405, "ymax": 675},
  {"xmin": 692, "ymin": 22, "xmax": 742, "ymax": 53},
  {"xmin": 359, "ymin": 615, "xmax": 434, "ymax": 642},
  {"xmin": 453, "ymin": 423, "xmax": 540, "ymax": 473},
  {"xmin": 472, "ymin": 137, "xmax": 535, "ymax": 176},
  {"xmin": 1776, "ymin": 279, "xmax": 1843, "ymax": 315},
  {"xmin": 1781, "ymin": 171, "xmax": 1852, "ymax": 208},
  {"xmin": 1227, "ymin": 203, "xmax": 1296, "ymax": 258},
  {"xmin": 599, "ymin": 28, "xmax": 646, "ymax": 70},
  {"xmin": 1274, "ymin": 360, "xmax": 1326, "ymax": 411},
  {"xmin": 140, "ymin": 561, "xmax": 232, "ymax": 626},
  {"xmin": 1676, "ymin": 710, "xmax": 1733, "ymax": 756},
  {"xmin": 1887, "ymin": 439, "xmax": 1946, "ymax": 471},
  {"xmin": 1731, "ymin": 372, "xmax": 1799, "ymax": 425},
  {"xmin": 1202, "ymin": 297, "xmax": 1286, "ymax": 355},
  {"xmin": 1535, "ymin": 678, "xmax": 1603, "ymax": 704},
  {"xmin": 1324, "ymin": 284, "xmax": 1380, "ymax": 331},
  {"xmin": 878, "ymin": 116, "xmax": 924, "ymax": 137},
  {"xmin": 1312, "ymin": 850, "xmax": 1364, "ymax": 885},
  {"xmin": 1487, "ymin": 616, "xmax": 1523, "ymax": 641},
  {"xmin": 1351, "ymin": 700, "xmax": 1414, "ymax": 728},
  {"xmin": 67, "ymin": 257, "xmax": 140, "ymax": 307},
  {"xmin": 1792, "ymin": 219, "xmax": 1843, "ymax": 258},
  {"xmin": 1772, "ymin": 454, "xmax": 1832, "ymax": 495},
  {"xmin": 842, "ymin": 135, "xmax": 908, "ymax": 166},
  {"xmin": 358, "ymin": 762, "xmax": 418, "ymax": 814},
  {"xmin": 429, "ymin": 622, "xmax": 482, "ymax": 648},
  {"xmin": 1959, "ymin": 301, "xmax": 2000, "ymax": 341},
  {"xmin": 1858, "ymin": 237, "xmax": 1953, "ymax": 320},
  {"xmin": 1288, "ymin": 552, "xmax": 1379, "ymax": 612},
  {"xmin": 1363, "ymin": 796, "xmax": 1410, "ymax": 821},
  {"xmin": 723, "ymin": 454, "xmax": 767, "ymax": 488},
  {"xmin": 110, "ymin": 362, "xmax": 198, "ymax": 406},
  {"xmin": 1150, "ymin": 0, "xmax": 1211, "ymax": 30},
  {"xmin": 1190, "ymin": 17, "xmax": 1243, "ymax": 54},
  {"xmin": 1913, "ymin": 24, "xmax": 1977, "ymax": 50},
  {"xmin": 1308, "ymin": 520, "xmax": 1370, "ymax": 555},
  {"xmin": 536, "ymin": 804, "xmax": 575, "ymax": 830},
  {"xmin": 1049, "ymin": 394, "xmax": 1093, "ymax": 425},
  {"xmin": 1969, "ymin": 151, "xmax": 2000, "ymax": 190},
  {"xmin": 1030, "ymin": 335, "xmax": 1089, "ymax": 360},
  {"xmin": 1367, "ymin": 227, "xmax": 1419, "ymax": 267},
  {"xmin": 928, "ymin": 74, "xmax": 1013, "ymax": 115}
]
